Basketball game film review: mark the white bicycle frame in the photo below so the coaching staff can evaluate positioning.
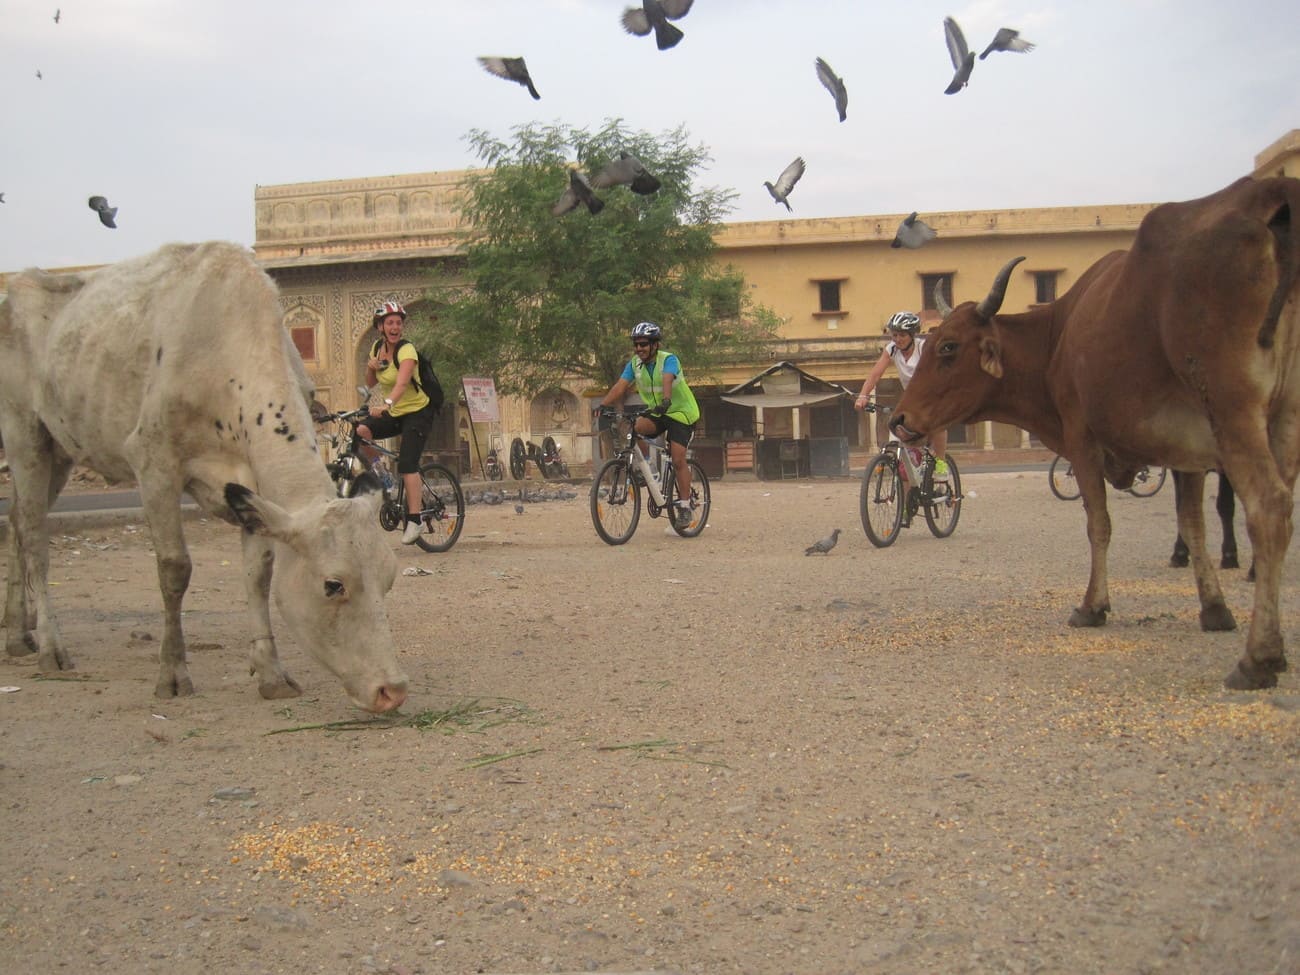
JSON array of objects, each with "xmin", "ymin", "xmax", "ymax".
[
  {"xmin": 883, "ymin": 438, "xmax": 931, "ymax": 485},
  {"xmin": 627, "ymin": 434, "xmax": 672, "ymax": 507}
]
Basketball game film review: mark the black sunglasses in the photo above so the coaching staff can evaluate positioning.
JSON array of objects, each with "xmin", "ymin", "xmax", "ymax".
[{"xmin": 632, "ymin": 340, "xmax": 652, "ymax": 348}]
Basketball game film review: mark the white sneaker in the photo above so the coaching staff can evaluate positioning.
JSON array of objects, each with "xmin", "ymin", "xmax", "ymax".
[{"xmin": 401, "ymin": 518, "xmax": 423, "ymax": 545}]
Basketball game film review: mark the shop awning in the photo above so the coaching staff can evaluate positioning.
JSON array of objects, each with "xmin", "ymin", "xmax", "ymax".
[
  {"xmin": 721, "ymin": 360, "xmax": 854, "ymax": 411},
  {"xmin": 720, "ymin": 390, "xmax": 845, "ymax": 409}
]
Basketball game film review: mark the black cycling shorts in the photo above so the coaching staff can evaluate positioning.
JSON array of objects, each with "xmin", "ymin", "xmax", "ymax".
[
  {"xmin": 646, "ymin": 413, "xmax": 695, "ymax": 448},
  {"xmin": 364, "ymin": 403, "xmax": 435, "ymax": 474}
]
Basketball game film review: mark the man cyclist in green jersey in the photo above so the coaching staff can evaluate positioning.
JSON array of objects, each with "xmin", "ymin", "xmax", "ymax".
[{"xmin": 596, "ymin": 321, "xmax": 701, "ymax": 527}]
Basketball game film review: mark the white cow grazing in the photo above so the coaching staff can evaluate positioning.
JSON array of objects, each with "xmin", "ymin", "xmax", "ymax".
[{"xmin": 0, "ymin": 241, "xmax": 409, "ymax": 713}]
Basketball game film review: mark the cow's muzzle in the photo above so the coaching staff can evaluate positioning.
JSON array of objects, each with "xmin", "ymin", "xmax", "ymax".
[{"xmin": 889, "ymin": 415, "xmax": 924, "ymax": 444}]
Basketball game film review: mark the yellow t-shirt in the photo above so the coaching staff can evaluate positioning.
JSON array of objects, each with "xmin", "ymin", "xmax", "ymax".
[{"xmin": 373, "ymin": 340, "xmax": 431, "ymax": 416}]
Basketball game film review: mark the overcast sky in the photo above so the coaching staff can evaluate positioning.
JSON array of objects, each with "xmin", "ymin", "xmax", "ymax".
[{"xmin": 2, "ymin": 0, "xmax": 1296, "ymax": 272}]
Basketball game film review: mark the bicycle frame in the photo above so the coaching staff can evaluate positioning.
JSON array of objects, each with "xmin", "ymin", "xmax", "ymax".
[{"xmin": 625, "ymin": 432, "xmax": 672, "ymax": 507}]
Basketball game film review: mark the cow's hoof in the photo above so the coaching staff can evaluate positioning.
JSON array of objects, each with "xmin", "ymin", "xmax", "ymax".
[
  {"xmin": 1199, "ymin": 603, "xmax": 1237, "ymax": 632},
  {"xmin": 5, "ymin": 632, "xmax": 38, "ymax": 658},
  {"xmin": 258, "ymin": 676, "xmax": 303, "ymax": 700},
  {"xmin": 1224, "ymin": 660, "xmax": 1281, "ymax": 690},
  {"xmin": 1221, "ymin": 554, "xmax": 1240, "ymax": 570},
  {"xmin": 1168, "ymin": 553, "xmax": 1189, "ymax": 568},
  {"xmin": 155, "ymin": 674, "xmax": 196, "ymax": 698},
  {"xmin": 37, "ymin": 647, "xmax": 75, "ymax": 672},
  {"xmin": 1068, "ymin": 606, "xmax": 1107, "ymax": 627}
]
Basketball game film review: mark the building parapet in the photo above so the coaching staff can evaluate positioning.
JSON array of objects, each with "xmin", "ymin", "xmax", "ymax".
[{"xmin": 714, "ymin": 202, "xmax": 1159, "ymax": 250}]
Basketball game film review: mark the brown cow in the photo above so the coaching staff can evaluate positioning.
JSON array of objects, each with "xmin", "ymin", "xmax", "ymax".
[{"xmin": 890, "ymin": 176, "xmax": 1299, "ymax": 690}]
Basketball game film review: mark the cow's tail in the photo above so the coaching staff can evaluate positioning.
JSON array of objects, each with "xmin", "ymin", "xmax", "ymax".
[{"xmin": 1258, "ymin": 179, "xmax": 1299, "ymax": 350}]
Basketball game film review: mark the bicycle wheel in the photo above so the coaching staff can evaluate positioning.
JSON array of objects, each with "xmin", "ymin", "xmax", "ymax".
[
  {"xmin": 1048, "ymin": 455, "xmax": 1081, "ymax": 501},
  {"xmin": 509, "ymin": 438, "xmax": 526, "ymax": 480},
  {"xmin": 412, "ymin": 462, "xmax": 465, "ymax": 553},
  {"xmin": 860, "ymin": 454, "xmax": 904, "ymax": 548},
  {"xmin": 924, "ymin": 455, "xmax": 962, "ymax": 538},
  {"xmin": 664, "ymin": 460, "xmax": 711, "ymax": 537},
  {"xmin": 590, "ymin": 458, "xmax": 640, "ymax": 545},
  {"xmin": 1127, "ymin": 465, "xmax": 1167, "ymax": 497}
]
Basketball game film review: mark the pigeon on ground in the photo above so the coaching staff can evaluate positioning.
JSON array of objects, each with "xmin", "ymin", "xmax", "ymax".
[
  {"xmin": 979, "ymin": 27, "xmax": 1035, "ymax": 59},
  {"xmin": 943, "ymin": 17, "xmax": 975, "ymax": 94},
  {"xmin": 814, "ymin": 58, "xmax": 848, "ymax": 122},
  {"xmin": 477, "ymin": 56, "xmax": 540, "ymax": 100},
  {"xmin": 592, "ymin": 152, "xmax": 661, "ymax": 195},
  {"xmin": 891, "ymin": 212, "xmax": 938, "ymax": 249},
  {"xmin": 764, "ymin": 157, "xmax": 806, "ymax": 212},
  {"xmin": 88, "ymin": 195, "xmax": 118, "ymax": 228},
  {"xmin": 621, "ymin": 0, "xmax": 693, "ymax": 51},
  {"xmin": 552, "ymin": 169, "xmax": 605, "ymax": 216},
  {"xmin": 805, "ymin": 528, "xmax": 842, "ymax": 555}
]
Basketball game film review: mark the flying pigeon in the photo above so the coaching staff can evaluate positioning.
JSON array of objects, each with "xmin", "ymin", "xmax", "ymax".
[
  {"xmin": 54, "ymin": 8, "xmax": 60, "ymax": 23},
  {"xmin": 805, "ymin": 528, "xmax": 842, "ymax": 556},
  {"xmin": 891, "ymin": 212, "xmax": 938, "ymax": 249},
  {"xmin": 592, "ymin": 152, "xmax": 661, "ymax": 195},
  {"xmin": 943, "ymin": 17, "xmax": 975, "ymax": 94},
  {"xmin": 0, "ymin": 193, "xmax": 5, "ymax": 204},
  {"xmin": 979, "ymin": 27, "xmax": 1035, "ymax": 59},
  {"xmin": 621, "ymin": 0, "xmax": 693, "ymax": 51},
  {"xmin": 87, "ymin": 195, "xmax": 118, "ymax": 229},
  {"xmin": 552, "ymin": 169, "xmax": 605, "ymax": 216},
  {"xmin": 764, "ymin": 157, "xmax": 806, "ymax": 212},
  {"xmin": 477, "ymin": 56, "xmax": 540, "ymax": 100},
  {"xmin": 35, "ymin": 69, "xmax": 43, "ymax": 80},
  {"xmin": 814, "ymin": 58, "xmax": 848, "ymax": 122}
]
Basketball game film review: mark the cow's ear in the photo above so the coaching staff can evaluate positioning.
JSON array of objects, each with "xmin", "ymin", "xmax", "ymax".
[
  {"xmin": 225, "ymin": 483, "xmax": 292, "ymax": 537},
  {"xmin": 978, "ymin": 336, "xmax": 1004, "ymax": 378}
]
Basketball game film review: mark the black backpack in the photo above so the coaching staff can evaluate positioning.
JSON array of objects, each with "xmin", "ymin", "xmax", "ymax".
[{"xmin": 374, "ymin": 339, "xmax": 444, "ymax": 414}]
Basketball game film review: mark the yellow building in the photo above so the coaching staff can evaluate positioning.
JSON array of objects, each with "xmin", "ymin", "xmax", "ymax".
[{"xmin": 250, "ymin": 128, "xmax": 1299, "ymax": 477}]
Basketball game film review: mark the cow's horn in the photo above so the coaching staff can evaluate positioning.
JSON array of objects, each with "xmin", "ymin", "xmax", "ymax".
[
  {"xmin": 974, "ymin": 256, "xmax": 1026, "ymax": 321},
  {"xmin": 933, "ymin": 279, "xmax": 952, "ymax": 318}
]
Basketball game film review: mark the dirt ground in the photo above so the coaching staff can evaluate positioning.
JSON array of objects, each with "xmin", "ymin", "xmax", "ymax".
[{"xmin": 1, "ymin": 470, "xmax": 1297, "ymax": 975}]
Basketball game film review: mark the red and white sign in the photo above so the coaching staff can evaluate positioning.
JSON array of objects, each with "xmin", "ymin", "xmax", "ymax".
[{"xmin": 462, "ymin": 377, "xmax": 500, "ymax": 423}]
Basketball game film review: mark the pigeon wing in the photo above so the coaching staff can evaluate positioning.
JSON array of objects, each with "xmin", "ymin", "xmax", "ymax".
[
  {"xmin": 621, "ymin": 8, "xmax": 652, "ymax": 36},
  {"xmin": 592, "ymin": 154, "xmax": 637, "ymax": 189},
  {"xmin": 943, "ymin": 17, "xmax": 970, "ymax": 70},
  {"xmin": 774, "ymin": 157, "xmax": 805, "ymax": 198},
  {"xmin": 659, "ymin": 0, "xmax": 693, "ymax": 18},
  {"xmin": 814, "ymin": 58, "xmax": 848, "ymax": 121},
  {"xmin": 99, "ymin": 207, "xmax": 118, "ymax": 229}
]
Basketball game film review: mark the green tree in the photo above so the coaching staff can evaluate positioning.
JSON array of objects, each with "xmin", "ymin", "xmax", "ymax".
[{"xmin": 416, "ymin": 119, "xmax": 779, "ymax": 398}]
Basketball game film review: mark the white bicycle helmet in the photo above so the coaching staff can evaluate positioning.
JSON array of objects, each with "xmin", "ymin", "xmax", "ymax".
[
  {"xmin": 630, "ymin": 321, "xmax": 662, "ymax": 342},
  {"xmin": 373, "ymin": 300, "xmax": 407, "ymax": 327},
  {"xmin": 886, "ymin": 311, "xmax": 921, "ymax": 334}
]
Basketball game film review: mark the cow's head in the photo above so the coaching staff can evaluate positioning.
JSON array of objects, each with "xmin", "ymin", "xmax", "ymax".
[
  {"xmin": 224, "ymin": 482, "xmax": 408, "ymax": 713},
  {"xmin": 890, "ymin": 256, "xmax": 1025, "ymax": 444}
]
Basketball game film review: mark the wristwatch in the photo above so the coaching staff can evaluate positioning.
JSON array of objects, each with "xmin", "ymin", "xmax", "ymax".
[{"xmin": 384, "ymin": 397, "xmax": 394, "ymax": 407}]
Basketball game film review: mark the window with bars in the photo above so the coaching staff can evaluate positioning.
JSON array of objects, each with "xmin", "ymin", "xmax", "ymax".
[{"xmin": 920, "ymin": 273, "xmax": 953, "ymax": 315}]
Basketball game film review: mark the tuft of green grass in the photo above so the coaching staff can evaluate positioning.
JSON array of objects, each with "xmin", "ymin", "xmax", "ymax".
[{"xmin": 265, "ymin": 697, "xmax": 537, "ymax": 736}]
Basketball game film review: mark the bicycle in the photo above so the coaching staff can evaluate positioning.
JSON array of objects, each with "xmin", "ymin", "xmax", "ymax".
[
  {"xmin": 1048, "ymin": 455, "xmax": 1167, "ymax": 500},
  {"xmin": 859, "ymin": 406, "xmax": 962, "ymax": 547},
  {"xmin": 318, "ymin": 398, "xmax": 466, "ymax": 553},
  {"xmin": 589, "ymin": 408, "xmax": 711, "ymax": 545},
  {"xmin": 482, "ymin": 435, "xmax": 505, "ymax": 481}
]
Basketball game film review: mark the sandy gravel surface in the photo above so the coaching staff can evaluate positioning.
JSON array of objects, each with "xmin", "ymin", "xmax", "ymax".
[{"xmin": 1, "ymin": 472, "xmax": 1297, "ymax": 975}]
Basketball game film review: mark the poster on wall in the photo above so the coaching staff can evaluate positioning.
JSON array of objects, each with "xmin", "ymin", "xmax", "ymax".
[{"xmin": 462, "ymin": 377, "xmax": 500, "ymax": 423}]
